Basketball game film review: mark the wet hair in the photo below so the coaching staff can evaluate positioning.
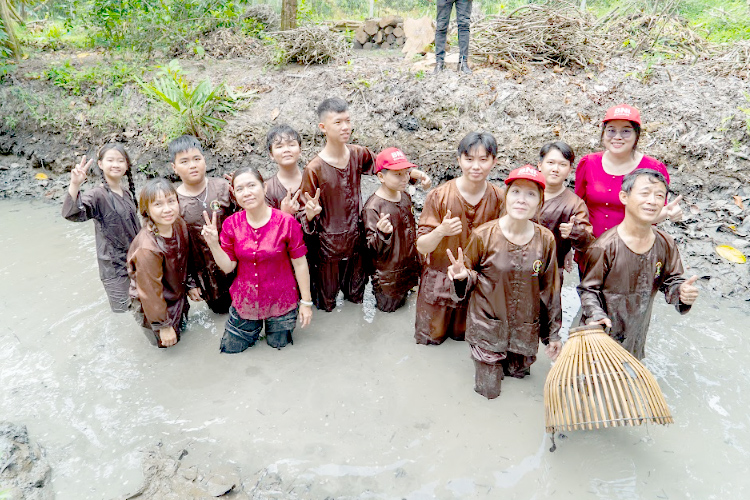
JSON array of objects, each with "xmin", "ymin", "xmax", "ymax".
[
  {"xmin": 539, "ymin": 141, "xmax": 575, "ymax": 165},
  {"xmin": 317, "ymin": 97, "xmax": 348, "ymax": 120},
  {"xmin": 621, "ymin": 168, "xmax": 667, "ymax": 194},
  {"xmin": 168, "ymin": 135, "xmax": 204, "ymax": 163},
  {"xmin": 457, "ymin": 131, "xmax": 498, "ymax": 159},
  {"xmin": 600, "ymin": 121, "xmax": 641, "ymax": 154},
  {"xmin": 97, "ymin": 143, "xmax": 136, "ymax": 201},
  {"xmin": 138, "ymin": 178, "xmax": 178, "ymax": 224},
  {"xmin": 266, "ymin": 124, "xmax": 302, "ymax": 153},
  {"xmin": 230, "ymin": 166, "xmax": 264, "ymax": 188}
]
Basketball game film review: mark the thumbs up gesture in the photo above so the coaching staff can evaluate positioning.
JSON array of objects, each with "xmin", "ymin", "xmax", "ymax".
[
  {"xmin": 446, "ymin": 247, "xmax": 468, "ymax": 281},
  {"xmin": 376, "ymin": 212, "xmax": 393, "ymax": 234},
  {"xmin": 437, "ymin": 209, "xmax": 463, "ymax": 237},
  {"xmin": 679, "ymin": 275, "xmax": 699, "ymax": 305},
  {"xmin": 559, "ymin": 215, "xmax": 577, "ymax": 239}
]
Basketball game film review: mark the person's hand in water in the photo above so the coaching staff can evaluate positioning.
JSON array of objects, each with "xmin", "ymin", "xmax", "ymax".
[
  {"xmin": 446, "ymin": 247, "xmax": 468, "ymax": 281},
  {"xmin": 188, "ymin": 288, "xmax": 203, "ymax": 301}
]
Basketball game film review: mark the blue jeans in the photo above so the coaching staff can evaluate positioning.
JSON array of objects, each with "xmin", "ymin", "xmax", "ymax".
[
  {"xmin": 220, "ymin": 306, "xmax": 298, "ymax": 353},
  {"xmin": 435, "ymin": 0, "xmax": 472, "ymax": 63}
]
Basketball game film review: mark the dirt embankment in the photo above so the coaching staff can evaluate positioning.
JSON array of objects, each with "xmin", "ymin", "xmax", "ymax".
[{"xmin": 1, "ymin": 51, "xmax": 748, "ymax": 297}]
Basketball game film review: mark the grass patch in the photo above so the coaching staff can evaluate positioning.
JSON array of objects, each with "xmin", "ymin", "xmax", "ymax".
[{"xmin": 45, "ymin": 58, "xmax": 150, "ymax": 96}]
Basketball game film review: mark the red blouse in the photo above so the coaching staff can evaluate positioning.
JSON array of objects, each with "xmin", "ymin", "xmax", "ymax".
[
  {"xmin": 575, "ymin": 152, "xmax": 670, "ymax": 237},
  {"xmin": 220, "ymin": 208, "xmax": 307, "ymax": 320}
]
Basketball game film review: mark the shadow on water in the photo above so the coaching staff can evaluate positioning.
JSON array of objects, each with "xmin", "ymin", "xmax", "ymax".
[{"xmin": 1, "ymin": 200, "xmax": 748, "ymax": 498}]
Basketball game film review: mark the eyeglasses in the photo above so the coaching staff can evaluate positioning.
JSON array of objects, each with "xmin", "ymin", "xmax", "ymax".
[{"xmin": 604, "ymin": 128, "xmax": 634, "ymax": 139}]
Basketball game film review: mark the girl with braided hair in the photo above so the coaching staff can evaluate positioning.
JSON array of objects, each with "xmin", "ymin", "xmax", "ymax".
[{"xmin": 62, "ymin": 144, "xmax": 141, "ymax": 312}]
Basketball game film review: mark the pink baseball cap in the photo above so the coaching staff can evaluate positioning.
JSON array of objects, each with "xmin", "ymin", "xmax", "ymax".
[
  {"xmin": 375, "ymin": 147, "xmax": 417, "ymax": 173},
  {"xmin": 602, "ymin": 104, "xmax": 641, "ymax": 125},
  {"xmin": 505, "ymin": 165, "xmax": 546, "ymax": 190}
]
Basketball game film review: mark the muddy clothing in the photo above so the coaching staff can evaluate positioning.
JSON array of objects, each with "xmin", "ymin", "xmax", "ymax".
[
  {"xmin": 452, "ymin": 221, "xmax": 561, "ymax": 358},
  {"xmin": 415, "ymin": 179, "xmax": 506, "ymax": 344},
  {"xmin": 300, "ymin": 144, "xmax": 375, "ymax": 311},
  {"xmin": 62, "ymin": 186, "xmax": 141, "ymax": 312},
  {"xmin": 127, "ymin": 218, "xmax": 191, "ymax": 347},
  {"xmin": 264, "ymin": 172, "xmax": 303, "ymax": 211},
  {"xmin": 363, "ymin": 192, "xmax": 421, "ymax": 312},
  {"xmin": 537, "ymin": 188, "xmax": 594, "ymax": 279},
  {"xmin": 178, "ymin": 177, "xmax": 236, "ymax": 314},
  {"xmin": 577, "ymin": 227, "xmax": 691, "ymax": 360}
]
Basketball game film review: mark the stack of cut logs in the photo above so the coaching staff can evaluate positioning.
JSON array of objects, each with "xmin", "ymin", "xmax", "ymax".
[{"xmin": 353, "ymin": 16, "xmax": 405, "ymax": 50}]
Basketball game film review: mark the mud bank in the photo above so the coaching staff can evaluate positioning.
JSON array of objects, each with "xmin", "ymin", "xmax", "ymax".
[{"xmin": 1, "ymin": 200, "xmax": 749, "ymax": 499}]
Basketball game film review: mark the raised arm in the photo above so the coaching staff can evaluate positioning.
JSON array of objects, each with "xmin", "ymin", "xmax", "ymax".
[{"xmin": 201, "ymin": 211, "xmax": 237, "ymax": 274}]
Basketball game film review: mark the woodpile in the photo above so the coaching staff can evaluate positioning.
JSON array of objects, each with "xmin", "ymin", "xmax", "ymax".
[
  {"xmin": 353, "ymin": 15, "xmax": 406, "ymax": 50},
  {"xmin": 267, "ymin": 25, "xmax": 350, "ymax": 65}
]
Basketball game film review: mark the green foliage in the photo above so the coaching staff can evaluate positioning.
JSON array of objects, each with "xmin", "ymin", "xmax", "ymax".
[
  {"xmin": 45, "ymin": 59, "xmax": 146, "ymax": 95},
  {"xmin": 136, "ymin": 59, "xmax": 254, "ymax": 142},
  {"xmin": 414, "ymin": 69, "xmax": 425, "ymax": 80},
  {"xmin": 0, "ymin": 17, "xmax": 14, "ymax": 59}
]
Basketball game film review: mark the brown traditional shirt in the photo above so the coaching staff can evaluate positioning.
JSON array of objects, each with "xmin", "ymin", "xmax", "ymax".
[
  {"xmin": 452, "ymin": 221, "xmax": 561, "ymax": 356},
  {"xmin": 363, "ymin": 192, "xmax": 421, "ymax": 298},
  {"xmin": 127, "ymin": 217, "xmax": 190, "ymax": 332},
  {"xmin": 299, "ymin": 144, "xmax": 375, "ymax": 260},
  {"xmin": 62, "ymin": 185, "xmax": 140, "ymax": 280},
  {"xmin": 264, "ymin": 172, "xmax": 302, "ymax": 210},
  {"xmin": 537, "ymin": 188, "xmax": 594, "ymax": 269},
  {"xmin": 578, "ymin": 227, "xmax": 691, "ymax": 360},
  {"xmin": 417, "ymin": 179, "xmax": 506, "ymax": 307},
  {"xmin": 177, "ymin": 177, "xmax": 236, "ymax": 302}
]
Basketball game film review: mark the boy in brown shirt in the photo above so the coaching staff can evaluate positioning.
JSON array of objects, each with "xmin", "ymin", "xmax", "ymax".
[
  {"xmin": 300, "ymin": 98, "xmax": 429, "ymax": 312},
  {"xmin": 577, "ymin": 169, "xmax": 699, "ymax": 360},
  {"xmin": 264, "ymin": 124, "xmax": 304, "ymax": 214},
  {"xmin": 363, "ymin": 148, "xmax": 425, "ymax": 312},
  {"xmin": 415, "ymin": 131, "xmax": 506, "ymax": 345},
  {"xmin": 169, "ymin": 135, "xmax": 236, "ymax": 314}
]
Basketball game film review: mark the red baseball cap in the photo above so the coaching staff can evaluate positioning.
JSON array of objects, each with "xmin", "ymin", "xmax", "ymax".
[
  {"xmin": 505, "ymin": 165, "xmax": 546, "ymax": 190},
  {"xmin": 602, "ymin": 104, "xmax": 641, "ymax": 125},
  {"xmin": 375, "ymin": 147, "xmax": 417, "ymax": 173}
]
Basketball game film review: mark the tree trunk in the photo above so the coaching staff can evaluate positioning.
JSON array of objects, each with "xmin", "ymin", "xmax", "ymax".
[
  {"xmin": 281, "ymin": 0, "xmax": 297, "ymax": 31},
  {"xmin": 0, "ymin": 0, "xmax": 21, "ymax": 60}
]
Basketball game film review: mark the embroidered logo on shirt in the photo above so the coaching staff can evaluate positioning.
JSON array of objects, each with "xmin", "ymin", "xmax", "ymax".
[
  {"xmin": 532, "ymin": 259, "xmax": 543, "ymax": 275},
  {"xmin": 654, "ymin": 261, "xmax": 663, "ymax": 279},
  {"xmin": 210, "ymin": 199, "xmax": 221, "ymax": 211}
]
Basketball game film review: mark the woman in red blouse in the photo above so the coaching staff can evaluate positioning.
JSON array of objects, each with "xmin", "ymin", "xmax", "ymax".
[
  {"xmin": 202, "ymin": 166, "xmax": 313, "ymax": 352},
  {"xmin": 575, "ymin": 104, "xmax": 683, "ymax": 237}
]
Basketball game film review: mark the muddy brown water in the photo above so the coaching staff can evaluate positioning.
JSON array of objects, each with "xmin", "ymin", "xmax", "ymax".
[{"xmin": 1, "ymin": 199, "xmax": 748, "ymax": 499}]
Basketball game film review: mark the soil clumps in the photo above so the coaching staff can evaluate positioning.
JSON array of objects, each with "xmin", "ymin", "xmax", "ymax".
[{"xmin": 0, "ymin": 422, "xmax": 53, "ymax": 500}]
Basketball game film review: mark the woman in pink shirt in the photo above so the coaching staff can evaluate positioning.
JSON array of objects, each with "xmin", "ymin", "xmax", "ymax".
[
  {"xmin": 575, "ymin": 104, "xmax": 683, "ymax": 237},
  {"xmin": 202, "ymin": 166, "xmax": 313, "ymax": 352}
]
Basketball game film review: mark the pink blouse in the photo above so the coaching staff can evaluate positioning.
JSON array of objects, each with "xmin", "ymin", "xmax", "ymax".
[
  {"xmin": 220, "ymin": 208, "xmax": 307, "ymax": 320},
  {"xmin": 574, "ymin": 152, "xmax": 670, "ymax": 237}
]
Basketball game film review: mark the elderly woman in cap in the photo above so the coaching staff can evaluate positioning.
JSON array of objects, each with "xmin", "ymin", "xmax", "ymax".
[
  {"xmin": 447, "ymin": 166, "xmax": 562, "ymax": 400},
  {"xmin": 575, "ymin": 104, "xmax": 683, "ymax": 238}
]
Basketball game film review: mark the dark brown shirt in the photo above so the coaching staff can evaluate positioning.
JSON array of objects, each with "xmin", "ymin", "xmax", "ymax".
[
  {"xmin": 537, "ymin": 188, "xmax": 594, "ymax": 269},
  {"xmin": 578, "ymin": 227, "xmax": 691, "ymax": 360},
  {"xmin": 363, "ymin": 192, "xmax": 421, "ymax": 297},
  {"xmin": 416, "ymin": 179, "xmax": 506, "ymax": 306},
  {"xmin": 127, "ymin": 217, "xmax": 190, "ymax": 331},
  {"xmin": 300, "ymin": 144, "xmax": 375, "ymax": 260},
  {"xmin": 62, "ymin": 185, "xmax": 141, "ymax": 280},
  {"xmin": 177, "ymin": 177, "xmax": 235, "ymax": 301},
  {"xmin": 264, "ymin": 172, "xmax": 302, "ymax": 210},
  {"xmin": 452, "ymin": 221, "xmax": 561, "ymax": 356}
]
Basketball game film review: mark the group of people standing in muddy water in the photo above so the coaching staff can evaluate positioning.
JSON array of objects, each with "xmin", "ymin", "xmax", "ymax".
[{"xmin": 62, "ymin": 98, "xmax": 700, "ymax": 399}]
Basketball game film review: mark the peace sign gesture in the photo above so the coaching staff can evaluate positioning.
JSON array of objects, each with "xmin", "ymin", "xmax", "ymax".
[
  {"xmin": 70, "ymin": 156, "xmax": 94, "ymax": 188},
  {"xmin": 446, "ymin": 247, "xmax": 468, "ymax": 281},
  {"xmin": 665, "ymin": 194, "xmax": 683, "ymax": 222},
  {"xmin": 376, "ymin": 212, "xmax": 393, "ymax": 234},
  {"xmin": 302, "ymin": 188, "xmax": 322, "ymax": 221},
  {"xmin": 201, "ymin": 210, "xmax": 219, "ymax": 246},
  {"xmin": 280, "ymin": 188, "xmax": 302, "ymax": 215}
]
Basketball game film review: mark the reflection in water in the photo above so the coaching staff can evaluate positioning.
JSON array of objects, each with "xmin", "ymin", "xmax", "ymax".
[{"xmin": 1, "ymin": 200, "xmax": 749, "ymax": 498}]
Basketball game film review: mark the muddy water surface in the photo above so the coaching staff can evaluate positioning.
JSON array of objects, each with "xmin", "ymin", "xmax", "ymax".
[{"xmin": 1, "ymin": 200, "xmax": 748, "ymax": 499}]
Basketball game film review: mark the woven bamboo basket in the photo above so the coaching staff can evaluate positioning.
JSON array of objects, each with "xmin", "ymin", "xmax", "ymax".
[{"xmin": 544, "ymin": 325, "xmax": 673, "ymax": 434}]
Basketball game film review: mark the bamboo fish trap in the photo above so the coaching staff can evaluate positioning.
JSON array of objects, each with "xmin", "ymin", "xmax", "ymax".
[{"xmin": 544, "ymin": 325, "xmax": 673, "ymax": 438}]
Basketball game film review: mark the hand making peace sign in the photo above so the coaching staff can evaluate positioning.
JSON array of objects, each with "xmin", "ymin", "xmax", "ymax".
[
  {"xmin": 446, "ymin": 247, "xmax": 468, "ymax": 281},
  {"xmin": 280, "ymin": 189, "xmax": 302, "ymax": 215},
  {"xmin": 201, "ymin": 210, "xmax": 219, "ymax": 246},
  {"xmin": 70, "ymin": 156, "xmax": 94, "ymax": 188},
  {"xmin": 302, "ymin": 188, "xmax": 322, "ymax": 221}
]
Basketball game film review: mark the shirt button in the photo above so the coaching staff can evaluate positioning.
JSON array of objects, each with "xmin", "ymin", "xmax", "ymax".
[
  {"xmin": 605, "ymin": 214, "xmax": 608, "ymax": 217},
  {"xmin": 605, "ymin": 203, "xmax": 609, "ymax": 206}
]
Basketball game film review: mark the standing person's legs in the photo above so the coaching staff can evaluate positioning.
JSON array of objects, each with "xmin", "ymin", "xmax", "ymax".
[
  {"xmin": 435, "ymin": 0, "xmax": 455, "ymax": 69},
  {"xmin": 264, "ymin": 307, "xmax": 298, "ymax": 349},
  {"xmin": 312, "ymin": 259, "xmax": 341, "ymax": 312},
  {"xmin": 455, "ymin": 0, "xmax": 473, "ymax": 72},
  {"xmin": 340, "ymin": 253, "xmax": 367, "ymax": 305}
]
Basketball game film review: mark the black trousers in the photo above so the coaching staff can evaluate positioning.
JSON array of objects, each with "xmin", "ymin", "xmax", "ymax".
[{"xmin": 435, "ymin": 0, "xmax": 472, "ymax": 63}]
